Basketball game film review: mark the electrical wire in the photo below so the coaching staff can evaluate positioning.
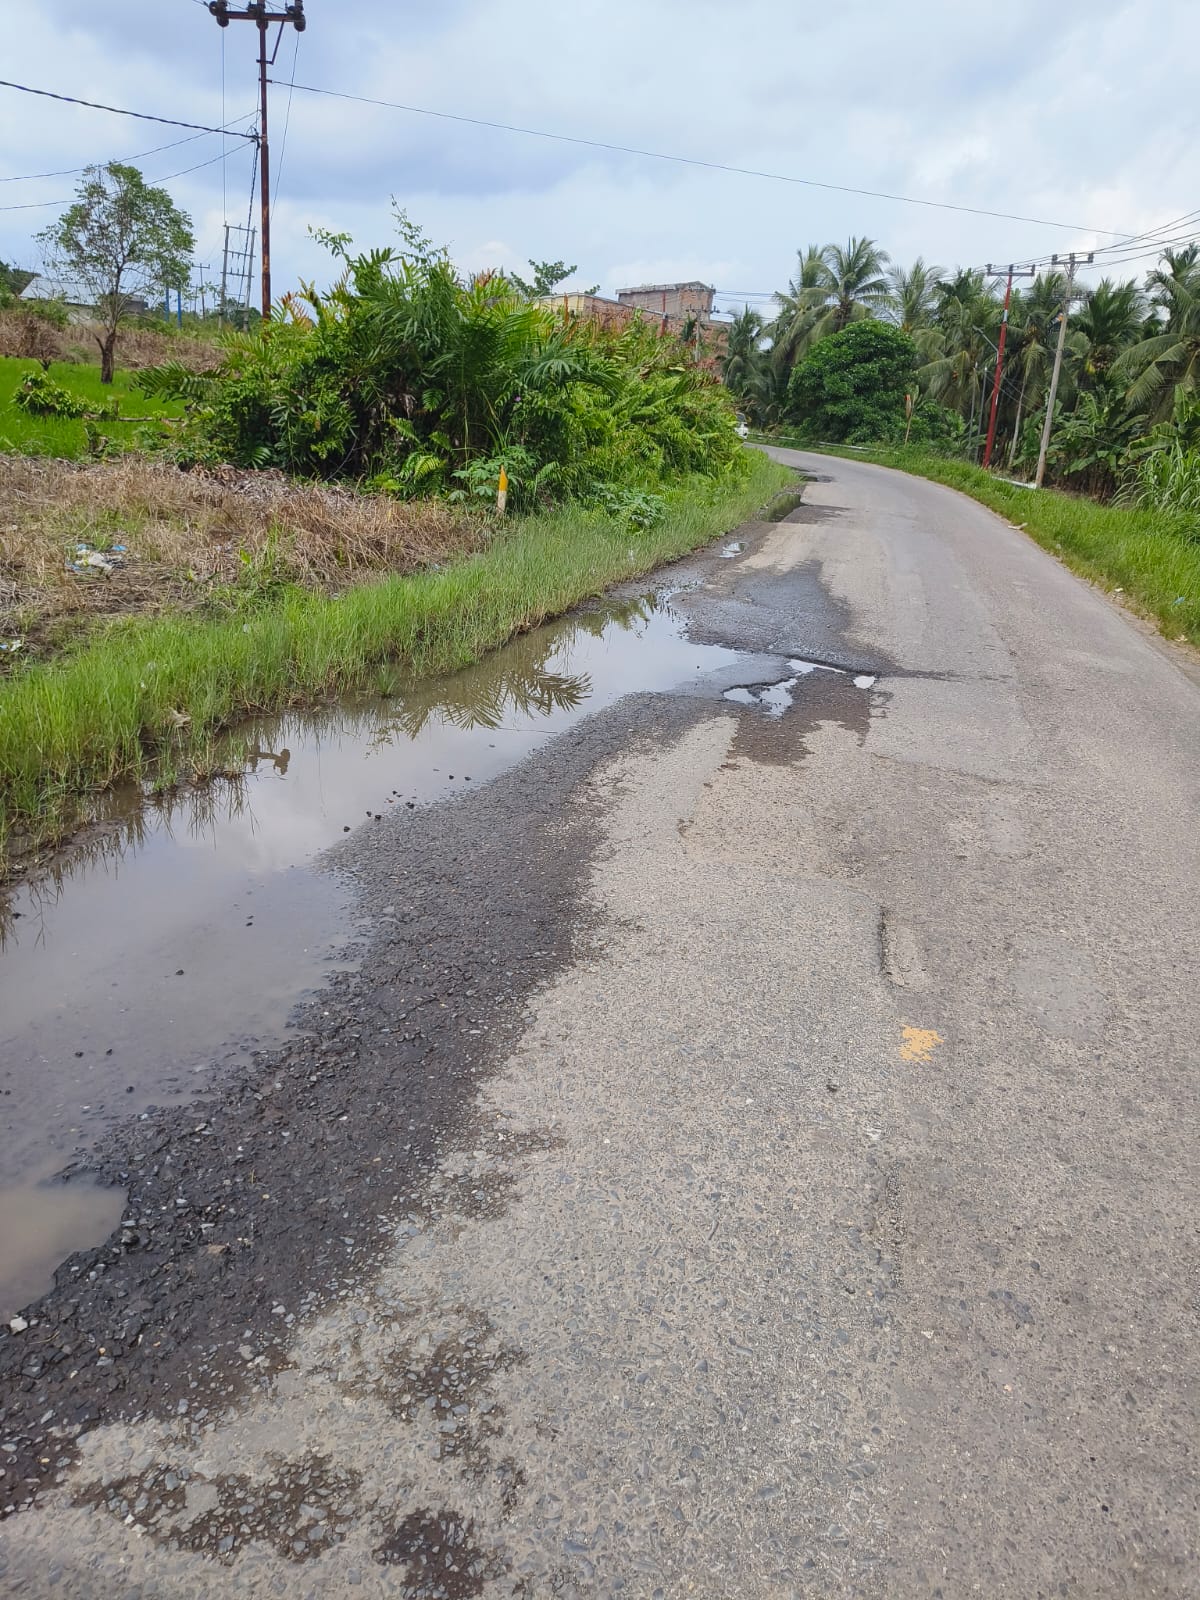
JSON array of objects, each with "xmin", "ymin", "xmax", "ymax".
[
  {"xmin": 968, "ymin": 207, "xmax": 1200, "ymax": 281},
  {"xmin": 0, "ymin": 145, "xmax": 253, "ymax": 213},
  {"xmin": 271, "ymin": 79, "xmax": 1133, "ymax": 238},
  {"xmin": 271, "ymin": 27, "xmax": 300, "ymax": 223},
  {"xmin": 0, "ymin": 198, "xmax": 67, "ymax": 212},
  {"xmin": 242, "ymin": 136, "xmax": 261, "ymax": 309},
  {"xmin": 0, "ymin": 114, "xmax": 257, "ymax": 184},
  {"xmin": 0, "ymin": 79, "xmax": 257, "ymax": 139}
]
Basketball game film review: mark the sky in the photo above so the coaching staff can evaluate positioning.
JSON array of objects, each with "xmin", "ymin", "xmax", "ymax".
[{"xmin": 0, "ymin": 0, "xmax": 1196, "ymax": 315}]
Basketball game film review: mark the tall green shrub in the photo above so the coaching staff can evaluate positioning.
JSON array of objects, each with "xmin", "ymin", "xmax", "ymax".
[{"xmin": 787, "ymin": 321, "xmax": 916, "ymax": 443}]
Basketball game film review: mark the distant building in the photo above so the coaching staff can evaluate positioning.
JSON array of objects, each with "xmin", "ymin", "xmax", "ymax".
[
  {"xmin": 616, "ymin": 281, "xmax": 715, "ymax": 321},
  {"xmin": 535, "ymin": 282, "xmax": 728, "ymax": 370},
  {"xmin": 535, "ymin": 292, "xmax": 637, "ymax": 331},
  {"xmin": 20, "ymin": 276, "xmax": 151, "ymax": 321},
  {"xmin": 19, "ymin": 275, "xmax": 93, "ymax": 323}
]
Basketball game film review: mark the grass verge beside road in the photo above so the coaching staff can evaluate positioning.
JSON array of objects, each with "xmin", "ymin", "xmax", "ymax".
[
  {"xmin": 0, "ymin": 451, "xmax": 794, "ymax": 871},
  {"xmin": 784, "ymin": 442, "xmax": 1200, "ymax": 650},
  {"xmin": 0, "ymin": 355, "xmax": 183, "ymax": 457}
]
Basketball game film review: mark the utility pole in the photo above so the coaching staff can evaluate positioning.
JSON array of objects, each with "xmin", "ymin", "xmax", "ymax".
[
  {"xmin": 982, "ymin": 262, "xmax": 1034, "ymax": 470},
  {"xmin": 193, "ymin": 267, "xmax": 211, "ymax": 321},
  {"xmin": 208, "ymin": 0, "xmax": 306, "ymax": 320},
  {"xmin": 1035, "ymin": 251, "xmax": 1092, "ymax": 489},
  {"xmin": 219, "ymin": 223, "xmax": 229, "ymax": 326}
]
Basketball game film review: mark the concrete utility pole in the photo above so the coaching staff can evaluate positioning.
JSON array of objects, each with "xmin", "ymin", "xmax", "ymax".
[
  {"xmin": 219, "ymin": 224, "xmax": 229, "ymax": 326},
  {"xmin": 208, "ymin": 0, "xmax": 306, "ymax": 320},
  {"xmin": 982, "ymin": 263, "xmax": 1035, "ymax": 471},
  {"xmin": 1035, "ymin": 251, "xmax": 1092, "ymax": 489}
]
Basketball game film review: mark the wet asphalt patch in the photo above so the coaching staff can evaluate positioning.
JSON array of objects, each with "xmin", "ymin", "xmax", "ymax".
[{"xmin": 0, "ymin": 484, "xmax": 895, "ymax": 1527}]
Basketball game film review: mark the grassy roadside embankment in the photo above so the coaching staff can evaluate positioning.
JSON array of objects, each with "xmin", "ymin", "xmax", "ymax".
[
  {"xmin": 760, "ymin": 437, "xmax": 1200, "ymax": 649},
  {"xmin": 0, "ymin": 450, "xmax": 794, "ymax": 869},
  {"xmin": 0, "ymin": 355, "xmax": 184, "ymax": 457}
]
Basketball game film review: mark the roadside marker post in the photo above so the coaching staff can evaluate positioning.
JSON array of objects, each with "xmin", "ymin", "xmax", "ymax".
[{"xmin": 497, "ymin": 467, "xmax": 509, "ymax": 514}]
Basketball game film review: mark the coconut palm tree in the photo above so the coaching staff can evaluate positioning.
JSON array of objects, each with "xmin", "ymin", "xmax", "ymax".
[
  {"xmin": 885, "ymin": 257, "xmax": 944, "ymax": 334},
  {"xmin": 722, "ymin": 306, "xmax": 766, "ymax": 397},
  {"xmin": 920, "ymin": 296, "xmax": 994, "ymax": 443},
  {"xmin": 918, "ymin": 274, "xmax": 1005, "ymax": 449},
  {"xmin": 820, "ymin": 237, "xmax": 892, "ymax": 333},
  {"xmin": 768, "ymin": 245, "xmax": 829, "ymax": 370},
  {"xmin": 1075, "ymin": 278, "xmax": 1146, "ymax": 379},
  {"xmin": 768, "ymin": 237, "xmax": 891, "ymax": 371},
  {"xmin": 1114, "ymin": 246, "xmax": 1200, "ymax": 415}
]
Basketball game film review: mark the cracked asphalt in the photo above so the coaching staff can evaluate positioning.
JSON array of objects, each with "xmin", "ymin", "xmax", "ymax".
[{"xmin": 1, "ymin": 448, "xmax": 1198, "ymax": 1597}]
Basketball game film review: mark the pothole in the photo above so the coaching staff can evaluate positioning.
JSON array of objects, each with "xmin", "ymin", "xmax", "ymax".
[{"xmin": 723, "ymin": 660, "xmax": 878, "ymax": 718}]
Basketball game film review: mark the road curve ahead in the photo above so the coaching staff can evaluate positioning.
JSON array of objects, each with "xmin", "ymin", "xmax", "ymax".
[{"xmin": 2, "ymin": 448, "xmax": 1198, "ymax": 1597}]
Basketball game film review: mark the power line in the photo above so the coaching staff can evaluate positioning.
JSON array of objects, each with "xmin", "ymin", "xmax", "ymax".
[
  {"xmin": 0, "ymin": 114, "xmax": 257, "ymax": 184},
  {"xmin": 272, "ymin": 78, "xmax": 1134, "ymax": 237},
  {"xmin": 0, "ymin": 144, "xmax": 255, "ymax": 214},
  {"xmin": 272, "ymin": 27, "xmax": 301, "ymax": 223},
  {"xmin": 982, "ymin": 207, "xmax": 1200, "ymax": 279},
  {"xmin": 0, "ymin": 198, "xmax": 66, "ymax": 213},
  {"xmin": 0, "ymin": 78, "xmax": 258, "ymax": 140}
]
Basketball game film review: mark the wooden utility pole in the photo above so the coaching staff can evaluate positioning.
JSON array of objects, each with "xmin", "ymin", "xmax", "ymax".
[
  {"xmin": 1035, "ymin": 251, "xmax": 1092, "ymax": 489},
  {"xmin": 982, "ymin": 263, "xmax": 1034, "ymax": 470},
  {"xmin": 208, "ymin": 0, "xmax": 306, "ymax": 320}
]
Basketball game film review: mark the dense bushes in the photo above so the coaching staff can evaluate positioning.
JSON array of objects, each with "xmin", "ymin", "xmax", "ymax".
[
  {"xmin": 785, "ymin": 322, "xmax": 916, "ymax": 443},
  {"xmin": 140, "ymin": 240, "xmax": 745, "ymax": 514}
]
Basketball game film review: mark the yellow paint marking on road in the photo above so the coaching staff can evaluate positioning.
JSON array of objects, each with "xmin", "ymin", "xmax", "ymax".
[{"xmin": 900, "ymin": 1026, "xmax": 943, "ymax": 1062}]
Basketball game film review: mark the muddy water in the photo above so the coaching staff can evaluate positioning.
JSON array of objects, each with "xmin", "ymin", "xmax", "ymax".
[{"xmin": 0, "ymin": 592, "xmax": 751, "ymax": 1318}]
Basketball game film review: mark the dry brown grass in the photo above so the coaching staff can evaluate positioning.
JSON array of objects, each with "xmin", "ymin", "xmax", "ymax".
[
  {"xmin": 0, "ymin": 455, "xmax": 487, "ymax": 653},
  {"xmin": 0, "ymin": 311, "xmax": 221, "ymax": 370}
]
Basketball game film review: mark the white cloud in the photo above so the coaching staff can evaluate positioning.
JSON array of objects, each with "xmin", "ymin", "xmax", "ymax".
[{"xmin": 1, "ymin": 0, "xmax": 1197, "ymax": 306}]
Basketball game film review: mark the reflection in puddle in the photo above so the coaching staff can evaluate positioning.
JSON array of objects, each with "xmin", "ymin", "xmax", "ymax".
[
  {"xmin": 0, "ymin": 1164, "xmax": 125, "ymax": 1323},
  {"xmin": 0, "ymin": 593, "xmax": 745, "ymax": 1316},
  {"xmin": 720, "ymin": 540, "xmax": 746, "ymax": 558}
]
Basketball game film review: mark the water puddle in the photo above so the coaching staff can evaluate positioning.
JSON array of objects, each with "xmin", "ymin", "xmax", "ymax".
[
  {"xmin": 765, "ymin": 488, "xmax": 807, "ymax": 521},
  {"xmin": 0, "ymin": 592, "xmax": 749, "ymax": 1316},
  {"xmin": 719, "ymin": 540, "xmax": 746, "ymax": 558},
  {"xmin": 0, "ymin": 1164, "xmax": 126, "ymax": 1323},
  {"xmin": 723, "ymin": 658, "xmax": 876, "ymax": 718}
]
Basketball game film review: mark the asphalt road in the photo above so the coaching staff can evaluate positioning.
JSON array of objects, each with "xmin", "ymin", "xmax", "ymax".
[{"xmin": 2, "ymin": 448, "xmax": 1198, "ymax": 1597}]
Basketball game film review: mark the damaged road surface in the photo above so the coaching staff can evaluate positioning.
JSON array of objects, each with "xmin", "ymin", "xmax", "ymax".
[{"xmin": 2, "ymin": 448, "xmax": 1199, "ymax": 1596}]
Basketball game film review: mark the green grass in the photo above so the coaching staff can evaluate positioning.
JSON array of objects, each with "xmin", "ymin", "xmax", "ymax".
[
  {"xmin": 0, "ymin": 355, "xmax": 183, "ymax": 457},
  {"xmin": 0, "ymin": 451, "xmax": 795, "ymax": 865},
  {"xmin": 776, "ymin": 441, "xmax": 1200, "ymax": 650}
]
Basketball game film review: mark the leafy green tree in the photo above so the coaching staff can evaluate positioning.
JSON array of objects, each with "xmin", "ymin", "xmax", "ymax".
[
  {"xmin": 1039, "ymin": 378, "xmax": 1146, "ymax": 497},
  {"xmin": 0, "ymin": 260, "xmax": 35, "ymax": 300},
  {"xmin": 37, "ymin": 162, "xmax": 194, "ymax": 382},
  {"xmin": 787, "ymin": 320, "xmax": 916, "ymax": 442},
  {"xmin": 511, "ymin": 259, "xmax": 597, "ymax": 298}
]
